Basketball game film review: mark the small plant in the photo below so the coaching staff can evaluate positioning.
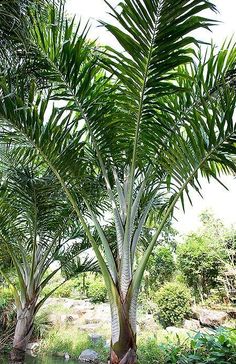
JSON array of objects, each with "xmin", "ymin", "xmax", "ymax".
[
  {"xmin": 33, "ymin": 312, "xmax": 52, "ymax": 340},
  {"xmin": 185, "ymin": 328, "xmax": 236, "ymax": 363},
  {"xmin": 137, "ymin": 328, "xmax": 236, "ymax": 364},
  {"xmin": 155, "ymin": 282, "xmax": 191, "ymax": 328},
  {"xmin": 138, "ymin": 338, "xmax": 166, "ymax": 364}
]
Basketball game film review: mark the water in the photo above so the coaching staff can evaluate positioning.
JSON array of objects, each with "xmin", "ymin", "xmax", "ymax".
[{"xmin": 0, "ymin": 355, "xmax": 79, "ymax": 364}]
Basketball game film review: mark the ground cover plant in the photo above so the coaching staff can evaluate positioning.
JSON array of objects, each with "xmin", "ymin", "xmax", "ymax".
[{"xmin": 0, "ymin": 0, "xmax": 236, "ymax": 363}]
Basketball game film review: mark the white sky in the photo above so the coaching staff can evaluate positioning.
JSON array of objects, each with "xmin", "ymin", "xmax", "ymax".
[{"xmin": 65, "ymin": 0, "xmax": 236, "ymax": 235}]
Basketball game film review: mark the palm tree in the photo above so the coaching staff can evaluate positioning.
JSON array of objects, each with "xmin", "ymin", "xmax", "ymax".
[
  {"xmin": 0, "ymin": 1, "xmax": 236, "ymax": 363},
  {"xmin": 0, "ymin": 0, "xmax": 50, "ymax": 68},
  {"xmin": 0, "ymin": 160, "xmax": 97, "ymax": 363}
]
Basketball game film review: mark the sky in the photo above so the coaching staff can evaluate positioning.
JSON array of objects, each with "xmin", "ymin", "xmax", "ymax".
[{"xmin": 65, "ymin": 0, "xmax": 236, "ymax": 235}]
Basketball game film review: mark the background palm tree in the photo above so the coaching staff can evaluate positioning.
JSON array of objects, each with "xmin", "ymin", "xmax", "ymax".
[
  {"xmin": 0, "ymin": 158, "xmax": 97, "ymax": 363},
  {"xmin": 0, "ymin": 1, "xmax": 236, "ymax": 363}
]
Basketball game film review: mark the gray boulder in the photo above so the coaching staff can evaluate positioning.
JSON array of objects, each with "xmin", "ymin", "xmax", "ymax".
[
  {"xmin": 183, "ymin": 319, "xmax": 201, "ymax": 331},
  {"xmin": 26, "ymin": 342, "xmax": 39, "ymax": 357},
  {"xmin": 193, "ymin": 308, "xmax": 228, "ymax": 327},
  {"xmin": 89, "ymin": 333, "xmax": 103, "ymax": 344},
  {"xmin": 65, "ymin": 352, "xmax": 70, "ymax": 360},
  {"xmin": 166, "ymin": 326, "xmax": 188, "ymax": 335},
  {"xmin": 79, "ymin": 349, "xmax": 99, "ymax": 363}
]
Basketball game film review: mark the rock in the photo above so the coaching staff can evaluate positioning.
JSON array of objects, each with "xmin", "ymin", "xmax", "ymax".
[
  {"xmin": 55, "ymin": 352, "xmax": 65, "ymax": 358},
  {"xmin": 59, "ymin": 314, "xmax": 79, "ymax": 324},
  {"xmin": 193, "ymin": 308, "xmax": 228, "ymax": 328},
  {"xmin": 89, "ymin": 334, "xmax": 103, "ymax": 344},
  {"xmin": 79, "ymin": 349, "xmax": 99, "ymax": 363},
  {"xmin": 84, "ymin": 317, "xmax": 101, "ymax": 324},
  {"xmin": 138, "ymin": 314, "xmax": 159, "ymax": 332},
  {"xmin": 65, "ymin": 352, "xmax": 70, "ymax": 360},
  {"xmin": 183, "ymin": 319, "xmax": 201, "ymax": 331},
  {"xmin": 104, "ymin": 340, "xmax": 110, "ymax": 349},
  {"xmin": 47, "ymin": 313, "xmax": 60, "ymax": 325},
  {"xmin": 166, "ymin": 326, "xmax": 188, "ymax": 335},
  {"xmin": 80, "ymin": 323, "xmax": 101, "ymax": 332},
  {"xmin": 26, "ymin": 342, "xmax": 39, "ymax": 354},
  {"xmin": 222, "ymin": 321, "xmax": 236, "ymax": 329},
  {"xmin": 227, "ymin": 309, "xmax": 236, "ymax": 319}
]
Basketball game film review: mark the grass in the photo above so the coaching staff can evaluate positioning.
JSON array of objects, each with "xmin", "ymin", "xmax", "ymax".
[
  {"xmin": 39, "ymin": 326, "xmax": 109, "ymax": 362},
  {"xmin": 39, "ymin": 324, "xmax": 191, "ymax": 363}
]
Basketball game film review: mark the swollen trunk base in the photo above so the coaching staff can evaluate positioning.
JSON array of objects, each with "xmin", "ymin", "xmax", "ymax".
[{"xmin": 110, "ymin": 348, "xmax": 137, "ymax": 364}]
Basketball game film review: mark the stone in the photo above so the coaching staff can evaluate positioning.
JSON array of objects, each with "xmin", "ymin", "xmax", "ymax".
[
  {"xmin": 166, "ymin": 326, "xmax": 188, "ymax": 335},
  {"xmin": 183, "ymin": 319, "xmax": 201, "ymax": 331},
  {"xmin": 138, "ymin": 314, "xmax": 158, "ymax": 332},
  {"xmin": 193, "ymin": 308, "xmax": 228, "ymax": 328},
  {"xmin": 104, "ymin": 340, "xmax": 110, "ymax": 349},
  {"xmin": 227, "ymin": 309, "xmax": 236, "ymax": 319},
  {"xmin": 79, "ymin": 349, "xmax": 99, "ymax": 363},
  {"xmin": 88, "ymin": 334, "xmax": 103, "ymax": 344},
  {"xmin": 26, "ymin": 342, "xmax": 39, "ymax": 354},
  {"xmin": 80, "ymin": 323, "xmax": 101, "ymax": 332},
  {"xmin": 47, "ymin": 313, "xmax": 60, "ymax": 325},
  {"xmin": 55, "ymin": 352, "xmax": 65, "ymax": 358},
  {"xmin": 65, "ymin": 352, "xmax": 70, "ymax": 360}
]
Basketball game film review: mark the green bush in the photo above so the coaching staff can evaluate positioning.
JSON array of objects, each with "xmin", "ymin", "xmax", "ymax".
[
  {"xmin": 138, "ymin": 338, "xmax": 166, "ymax": 364},
  {"xmin": 177, "ymin": 234, "xmax": 222, "ymax": 299},
  {"xmin": 0, "ymin": 286, "xmax": 14, "ymax": 309},
  {"xmin": 86, "ymin": 276, "xmax": 107, "ymax": 303},
  {"xmin": 137, "ymin": 328, "xmax": 236, "ymax": 364},
  {"xmin": 180, "ymin": 328, "xmax": 236, "ymax": 363},
  {"xmin": 147, "ymin": 247, "xmax": 175, "ymax": 289},
  {"xmin": 53, "ymin": 280, "xmax": 76, "ymax": 298},
  {"xmin": 155, "ymin": 282, "xmax": 191, "ymax": 328},
  {"xmin": 0, "ymin": 286, "xmax": 15, "ymax": 336}
]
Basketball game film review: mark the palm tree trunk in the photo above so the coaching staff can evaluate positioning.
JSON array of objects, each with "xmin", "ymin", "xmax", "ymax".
[
  {"xmin": 10, "ymin": 303, "xmax": 35, "ymax": 363},
  {"xmin": 109, "ymin": 298, "xmax": 137, "ymax": 364}
]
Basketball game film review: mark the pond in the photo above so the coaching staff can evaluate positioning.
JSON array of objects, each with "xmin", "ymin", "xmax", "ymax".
[{"xmin": 0, "ymin": 355, "xmax": 80, "ymax": 364}]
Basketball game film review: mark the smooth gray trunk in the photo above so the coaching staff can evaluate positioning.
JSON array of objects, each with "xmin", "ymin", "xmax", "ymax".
[{"xmin": 10, "ymin": 303, "xmax": 35, "ymax": 363}]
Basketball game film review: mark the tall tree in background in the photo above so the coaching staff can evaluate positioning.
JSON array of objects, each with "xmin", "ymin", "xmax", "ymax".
[
  {"xmin": 0, "ymin": 1, "xmax": 236, "ymax": 363},
  {"xmin": 0, "ymin": 161, "xmax": 96, "ymax": 363}
]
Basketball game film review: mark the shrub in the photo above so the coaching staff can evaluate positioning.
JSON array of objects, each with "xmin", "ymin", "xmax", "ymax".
[
  {"xmin": 33, "ymin": 312, "xmax": 52, "ymax": 340},
  {"xmin": 137, "ymin": 328, "xmax": 236, "ymax": 364},
  {"xmin": 86, "ymin": 276, "xmax": 107, "ymax": 303},
  {"xmin": 181, "ymin": 328, "xmax": 236, "ymax": 363},
  {"xmin": 138, "ymin": 338, "xmax": 166, "ymax": 364},
  {"xmin": 0, "ymin": 286, "xmax": 15, "ymax": 336},
  {"xmin": 147, "ymin": 247, "xmax": 175, "ymax": 289},
  {"xmin": 0, "ymin": 286, "xmax": 14, "ymax": 309},
  {"xmin": 155, "ymin": 282, "xmax": 191, "ymax": 328},
  {"xmin": 177, "ymin": 234, "xmax": 222, "ymax": 299},
  {"xmin": 53, "ymin": 280, "xmax": 76, "ymax": 298}
]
